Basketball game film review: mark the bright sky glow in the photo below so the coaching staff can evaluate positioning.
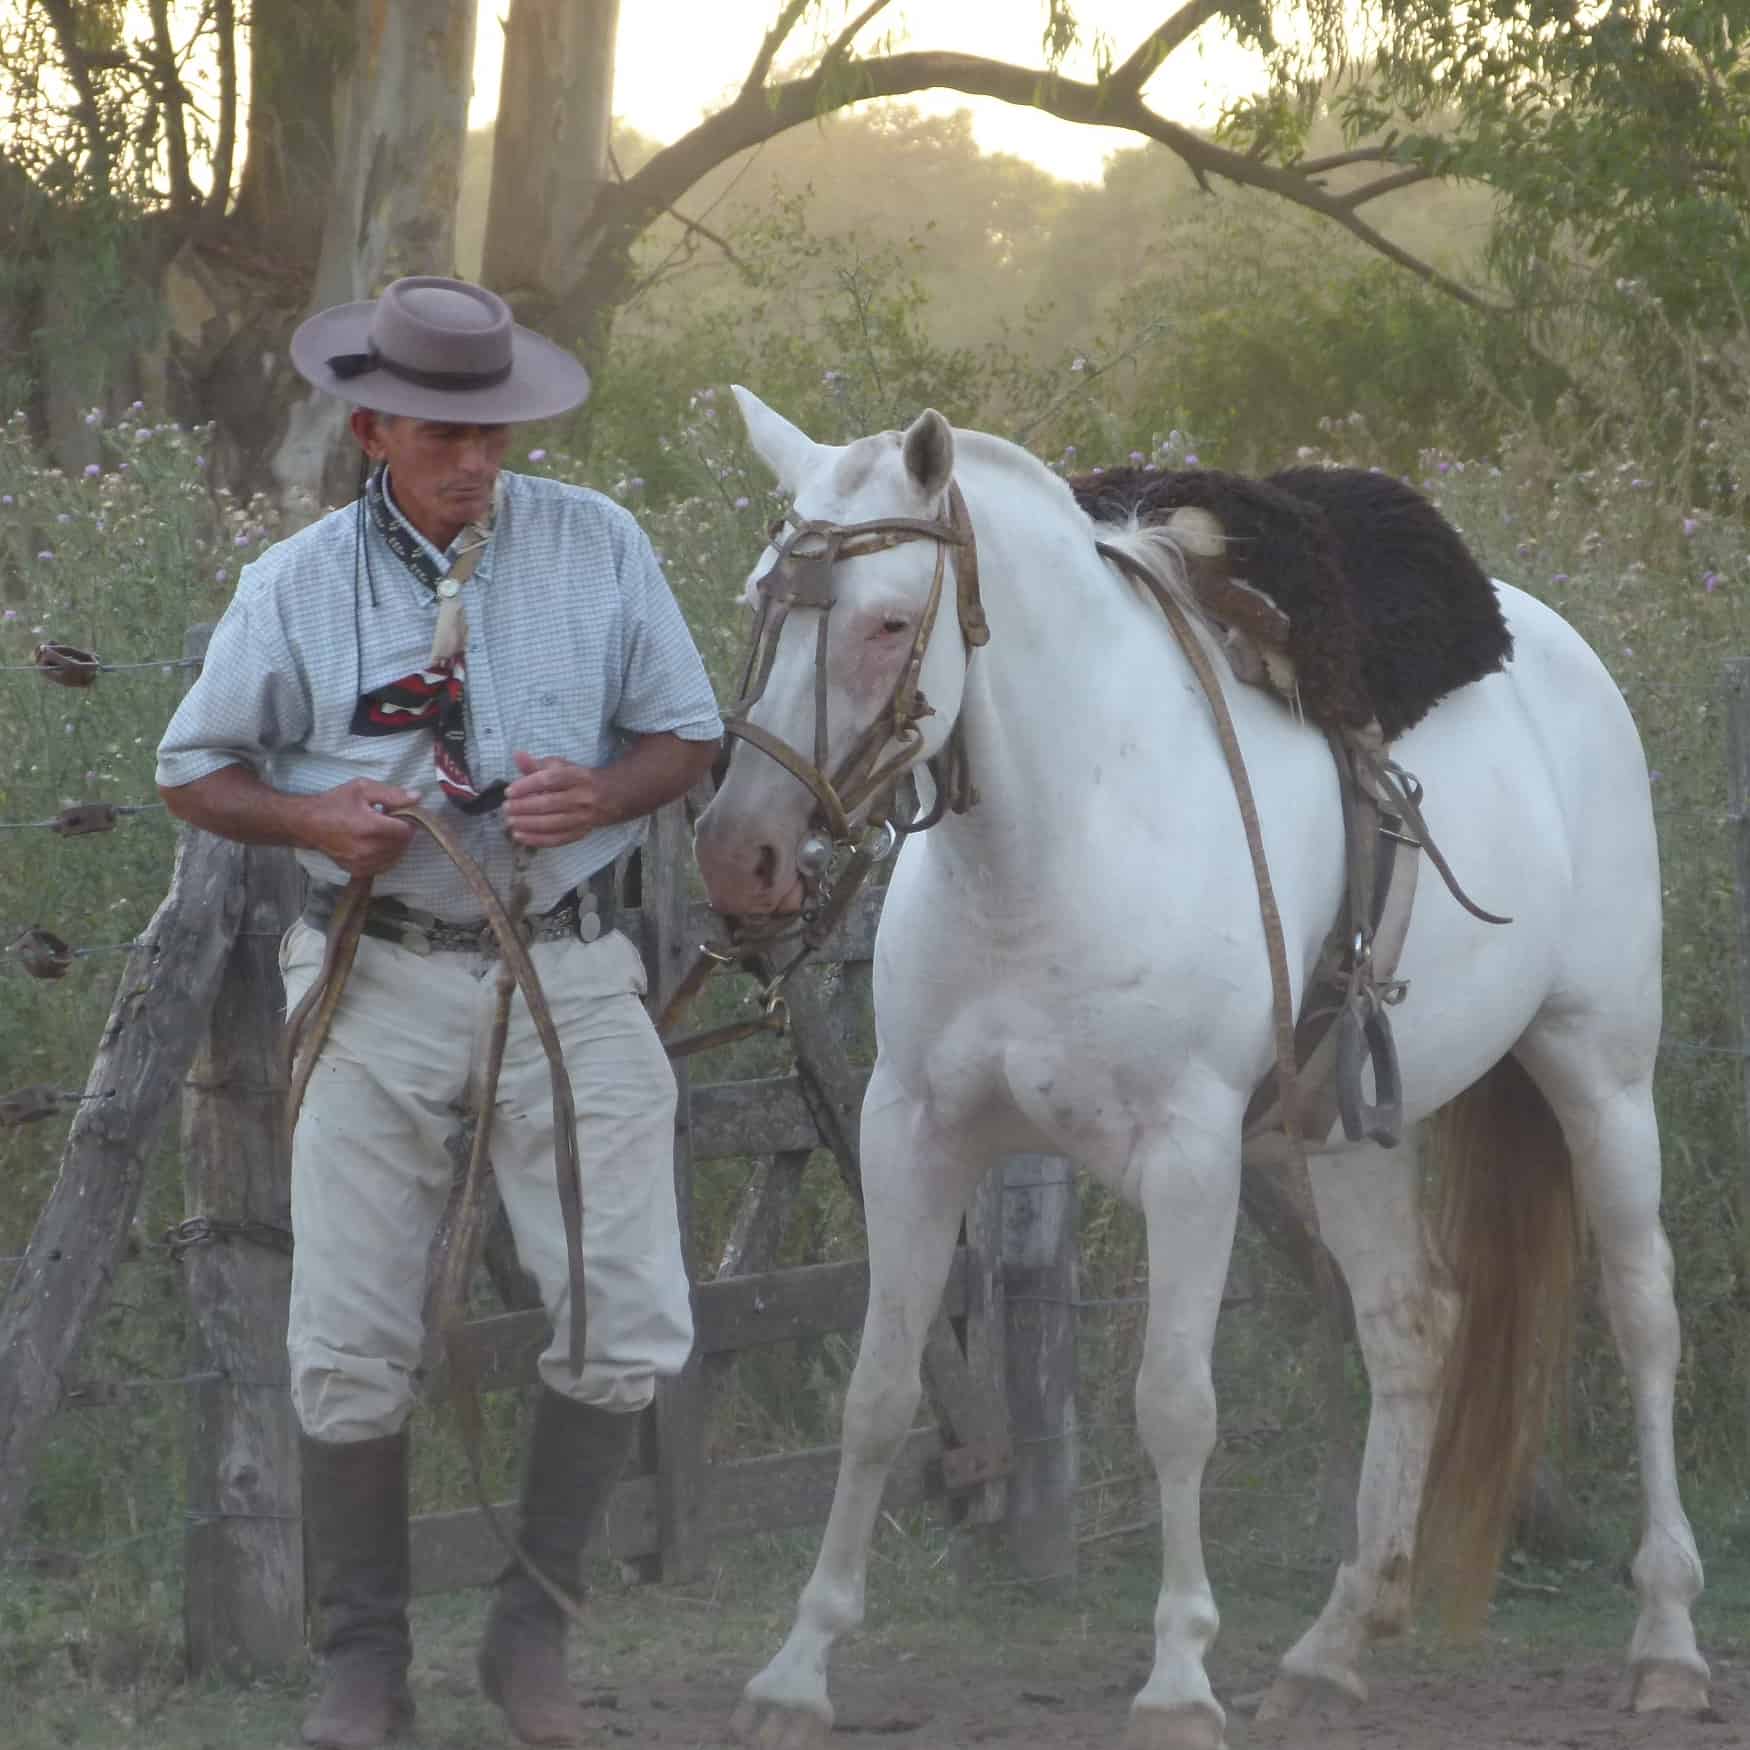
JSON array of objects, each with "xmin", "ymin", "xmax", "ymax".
[{"xmin": 469, "ymin": 2, "xmax": 1268, "ymax": 185}]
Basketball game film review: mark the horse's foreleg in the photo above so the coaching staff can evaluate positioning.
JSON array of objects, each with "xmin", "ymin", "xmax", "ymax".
[
  {"xmin": 1514, "ymin": 1030, "xmax": 1708, "ymax": 1713},
  {"xmin": 1261, "ymin": 1134, "xmax": 1453, "ymax": 1718},
  {"xmin": 733, "ymin": 1077, "xmax": 986, "ymax": 1749},
  {"xmin": 1124, "ymin": 1110, "xmax": 1243, "ymax": 1750}
]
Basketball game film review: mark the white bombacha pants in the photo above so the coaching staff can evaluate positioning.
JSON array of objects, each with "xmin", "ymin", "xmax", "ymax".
[{"xmin": 279, "ymin": 918, "xmax": 693, "ymax": 1443}]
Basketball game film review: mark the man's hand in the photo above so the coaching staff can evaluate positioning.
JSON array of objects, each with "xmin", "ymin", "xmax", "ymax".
[
  {"xmin": 504, "ymin": 753, "xmax": 614, "ymax": 849},
  {"xmin": 299, "ymin": 779, "xmax": 420, "ymax": 876}
]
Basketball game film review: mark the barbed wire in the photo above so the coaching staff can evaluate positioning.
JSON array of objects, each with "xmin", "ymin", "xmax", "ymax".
[
  {"xmin": 0, "ymin": 801, "xmax": 167, "ymax": 832},
  {"xmin": 0, "ymin": 655, "xmax": 199, "ymax": 676},
  {"xmin": 1, "ymin": 1504, "xmax": 306, "ymax": 1576}
]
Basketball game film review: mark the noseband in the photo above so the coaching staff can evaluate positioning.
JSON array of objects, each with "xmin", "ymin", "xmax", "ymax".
[{"xmin": 721, "ymin": 481, "xmax": 988, "ymax": 863}]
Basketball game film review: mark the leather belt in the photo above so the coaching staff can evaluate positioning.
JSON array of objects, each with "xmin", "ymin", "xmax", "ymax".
[{"xmin": 301, "ymin": 865, "xmax": 617, "ymax": 957}]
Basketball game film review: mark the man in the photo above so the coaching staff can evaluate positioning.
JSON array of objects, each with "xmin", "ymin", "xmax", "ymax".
[{"xmin": 157, "ymin": 276, "xmax": 722, "ymax": 1748}]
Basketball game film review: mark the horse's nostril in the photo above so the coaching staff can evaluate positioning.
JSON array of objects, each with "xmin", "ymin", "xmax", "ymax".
[{"xmin": 754, "ymin": 843, "xmax": 777, "ymax": 888}]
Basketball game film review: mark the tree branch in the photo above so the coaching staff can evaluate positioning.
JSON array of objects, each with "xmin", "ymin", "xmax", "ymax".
[
  {"xmin": 34, "ymin": 0, "xmax": 112, "ymax": 187},
  {"xmin": 824, "ymin": 0, "xmax": 892, "ymax": 71},
  {"xmin": 623, "ymin": 207, "xmax": 755, "ymax": 310},
  {"xmin": 1340, "ymin": 165, "xmax": 1435, "ymax": 208},
  {"xmin": 607, "ymin": 48, "xmax": 1503, "ymax": 317},
  {"xmin": 741, "ymin": 0, "xmax": 815, "ymax": 101},
  {"xmin": 1109, "ymin": 3, "xmax": 1225, "ymax": 100},
  {"xmin": 669, "ymin": 209, "xmax": 752, "ymax": 277},
  {"xmin": 1298, "ymin": 145, "xmax": 1404, "ymax": 175},
  {"xmin": 148, "ymin": 0, "xmax": 196, "ymax": 212},
  {"xmin": 206, "ymin": 0, "xmax": 237, "ymax": 220}
]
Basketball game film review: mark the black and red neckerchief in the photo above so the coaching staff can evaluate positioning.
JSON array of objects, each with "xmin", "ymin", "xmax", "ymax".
[{"xmin": 349, "ymin": 466, "xmax": 505, "ymax": 815}]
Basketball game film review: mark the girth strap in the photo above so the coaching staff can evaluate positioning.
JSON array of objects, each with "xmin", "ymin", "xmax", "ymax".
[{"xmin": 1242, "ymin": 736, "xmax": 1420, "ymax": 1149}]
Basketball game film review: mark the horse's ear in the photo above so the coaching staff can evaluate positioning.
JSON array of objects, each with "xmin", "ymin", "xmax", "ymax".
[
  {"xmin": 902, "ymin": 408, "xmax": 954, "ymax": 500},
  {"xmin": 732, "ymin": 386, "xmax": 819, "ymax": 490}
]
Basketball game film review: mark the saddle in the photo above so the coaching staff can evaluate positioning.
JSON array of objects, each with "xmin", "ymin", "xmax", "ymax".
[
  {"xmin": 1072, "ymin": 464, "xmax": 1512, "ymax": 741},
  {"xmin": 1076, "ymin": 465, "xmax": 1514, "ymax": 1149}
]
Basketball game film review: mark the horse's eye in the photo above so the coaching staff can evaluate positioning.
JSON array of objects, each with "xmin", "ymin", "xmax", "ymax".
[{"xmin": 880, "ymin": 616, "xmax": 909, "ymax": 636}]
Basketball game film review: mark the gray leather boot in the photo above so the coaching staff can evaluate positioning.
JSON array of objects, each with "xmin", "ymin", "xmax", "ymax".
[
  {"xmin": 300, "ymin": 1431, "xmax": 415, "ymax": 1748},
  {"xmin": 478, "ymin": 1391, "xmax": 638, "ymax": 1746}
]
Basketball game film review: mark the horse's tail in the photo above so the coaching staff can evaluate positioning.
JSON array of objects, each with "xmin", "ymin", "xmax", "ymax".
[{"xmin": 1415, "ymin": 1052, "xmax": 1580, "ymax": 1631}]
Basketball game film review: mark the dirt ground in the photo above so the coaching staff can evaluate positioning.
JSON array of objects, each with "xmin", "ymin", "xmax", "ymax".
[
  {"xmin": 428, "ymin": 1651, "xmax": 1743, "ymax": 1750},
  {"xmin": 12, "ymin": 1529, "xmax": 1748, "ymax": 1748},
  {"xmin": 397, "ymin": 1559, "xmax": 1749, "ymax": 1750}
]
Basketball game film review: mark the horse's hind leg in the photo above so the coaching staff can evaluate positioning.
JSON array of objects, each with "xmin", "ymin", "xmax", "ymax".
[
  {"xmin": 1259, "ymin": 1134, "xmax": 1454, "ymax": 1718},
  {"xmin": 733, "ymin": 1070, "xmax": 989, "ymax": 1749},
  {"xmin": 1513, "ymin": 1018, "xmax": 1708, "ymax": 1711}
]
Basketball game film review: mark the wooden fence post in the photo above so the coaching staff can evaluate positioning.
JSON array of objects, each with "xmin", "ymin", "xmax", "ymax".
[
  {"xmin": 0, "ymin": 831, "xmax": 245, "ymax": 1544},
  {"xmin": 1000, "ymin": 1155, "xmax": 1078, "ymax": 1589},
  {"xmin": 639, "ymin": 800, "xmax": 708, "ymax": 1582},
  {"xmin": 180, "ymin": 841, "xmax": 304, "ymax": 1674},
  {"xmin": 169, "ymin": 619, "xmax": 305, "ymax": 1674}
]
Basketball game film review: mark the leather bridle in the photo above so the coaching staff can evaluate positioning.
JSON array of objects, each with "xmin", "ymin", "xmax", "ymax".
[
  {"xmin": 659, "ymin": 481, "xmax": 988, "ymax": 1060},
  {"xmin": 721, "ymin": 481, "xmax": 988, "ymax": 862}
]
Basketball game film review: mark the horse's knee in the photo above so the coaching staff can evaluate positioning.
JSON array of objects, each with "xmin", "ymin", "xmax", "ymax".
[{"xmin": 1135, "ymin": 1351, "xmax": 1216, "ymax": 1467}]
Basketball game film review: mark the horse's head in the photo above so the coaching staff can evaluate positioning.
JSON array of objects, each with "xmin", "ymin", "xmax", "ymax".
[{"xmin": 695, "ymin": 389, "xmax": 985, "ymax": 916}]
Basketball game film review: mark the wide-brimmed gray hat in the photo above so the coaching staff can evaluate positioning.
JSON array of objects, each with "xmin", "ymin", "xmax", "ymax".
[{"xmin": 289, "ymin": 275, "xmax": 590, "ymax": 423}]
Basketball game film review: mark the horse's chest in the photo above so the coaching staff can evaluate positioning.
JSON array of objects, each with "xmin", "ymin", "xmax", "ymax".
[{"xmin": 881, "ymin": 937, "xmax": 1241, "ymax": 1161}]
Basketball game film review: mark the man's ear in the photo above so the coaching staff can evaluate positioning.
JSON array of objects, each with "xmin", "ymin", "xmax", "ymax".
[{"xmin": 350, "ymin": 407, "xmax": 386, "ymax": 460}]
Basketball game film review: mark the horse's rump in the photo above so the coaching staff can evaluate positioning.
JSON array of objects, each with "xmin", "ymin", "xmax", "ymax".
[{"xmin": 1072, "ymin": 464, "xmax": 1513, "ymax": 739}]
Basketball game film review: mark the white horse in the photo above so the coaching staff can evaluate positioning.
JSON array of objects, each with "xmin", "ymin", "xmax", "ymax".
[{"xmin": 692, "ymin": 390, "xmax": 1708, "ymax": 1749}]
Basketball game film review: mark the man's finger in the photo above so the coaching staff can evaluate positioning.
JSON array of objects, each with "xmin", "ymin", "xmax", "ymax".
[{"xmin": 506, "ymin": 788, "xmax": 577, "ymax": 817}]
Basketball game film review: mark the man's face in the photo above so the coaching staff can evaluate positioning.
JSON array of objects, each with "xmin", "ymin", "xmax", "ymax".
[{"xmin": 352, "ymin": 412, "xmax": 513, "ymax": 542}]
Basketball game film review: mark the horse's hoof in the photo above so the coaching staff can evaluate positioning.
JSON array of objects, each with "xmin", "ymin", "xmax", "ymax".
[
  {"xmin": 730, "ymin": 1696, "xmax": 834, "ymax": 1749},
  {"xmin": 1630, "ymin": 1660, "xmax": 1710, "ymax": 1714},
  {"xmin": 1122, "ymin": 1703, "xmax": 1225, "ymax": 1750},
  {"xmin": 1255, "ymin": 1667, "xmax": 1368, "ymax": 1721}
]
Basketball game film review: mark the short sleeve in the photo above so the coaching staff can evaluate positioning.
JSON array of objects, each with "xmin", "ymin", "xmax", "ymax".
[
  {"xmin": 612, "ymin": 521, "xmax": 724, "ymax": 742},
  {"xmin": 155, "ymin": 568, "xmax": 312, "ymax": 788}
]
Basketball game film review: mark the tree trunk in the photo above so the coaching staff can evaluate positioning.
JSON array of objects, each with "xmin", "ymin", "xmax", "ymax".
[
  {"xmin": 482, "ymin": 0, "xmax": 620, "ymax": 302},
  {"xmin": 231, "ymin": 0, "xmax": 355, "ymax": 258},
  {"xmin": 269, "ymin": 0, "xmax": 480, "ymax": 511}
]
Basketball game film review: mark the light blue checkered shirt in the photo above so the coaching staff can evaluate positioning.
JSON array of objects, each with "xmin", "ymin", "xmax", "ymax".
[{"xmin": 157, "ymin": 470, "xmax": 723, "ymax": 919}]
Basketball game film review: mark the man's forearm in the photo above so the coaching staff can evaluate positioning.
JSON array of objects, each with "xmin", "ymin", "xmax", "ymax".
[
  {"xmin": 159, "ymin": 763, "xmax": 317, "ymax": 848},
  {"xmin": 598, "ymin": 733, "xmax": 720, "ymax": 825}
]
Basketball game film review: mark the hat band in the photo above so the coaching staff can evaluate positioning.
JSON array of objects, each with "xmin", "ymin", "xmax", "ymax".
[{"xmin": 326, "ymin": 345, "xmax": 514, "ymax": 393}]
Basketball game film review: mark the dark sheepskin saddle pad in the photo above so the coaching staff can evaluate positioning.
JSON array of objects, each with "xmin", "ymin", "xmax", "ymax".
[{"xmin": 1071, "ymin": 463, "xmax": 1513, "ymax": 741}]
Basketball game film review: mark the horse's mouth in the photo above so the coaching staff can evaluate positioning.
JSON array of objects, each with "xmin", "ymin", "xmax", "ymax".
[{"xmin": 709, "ymin": 874, "xmax": 807, "ymax": 920}]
